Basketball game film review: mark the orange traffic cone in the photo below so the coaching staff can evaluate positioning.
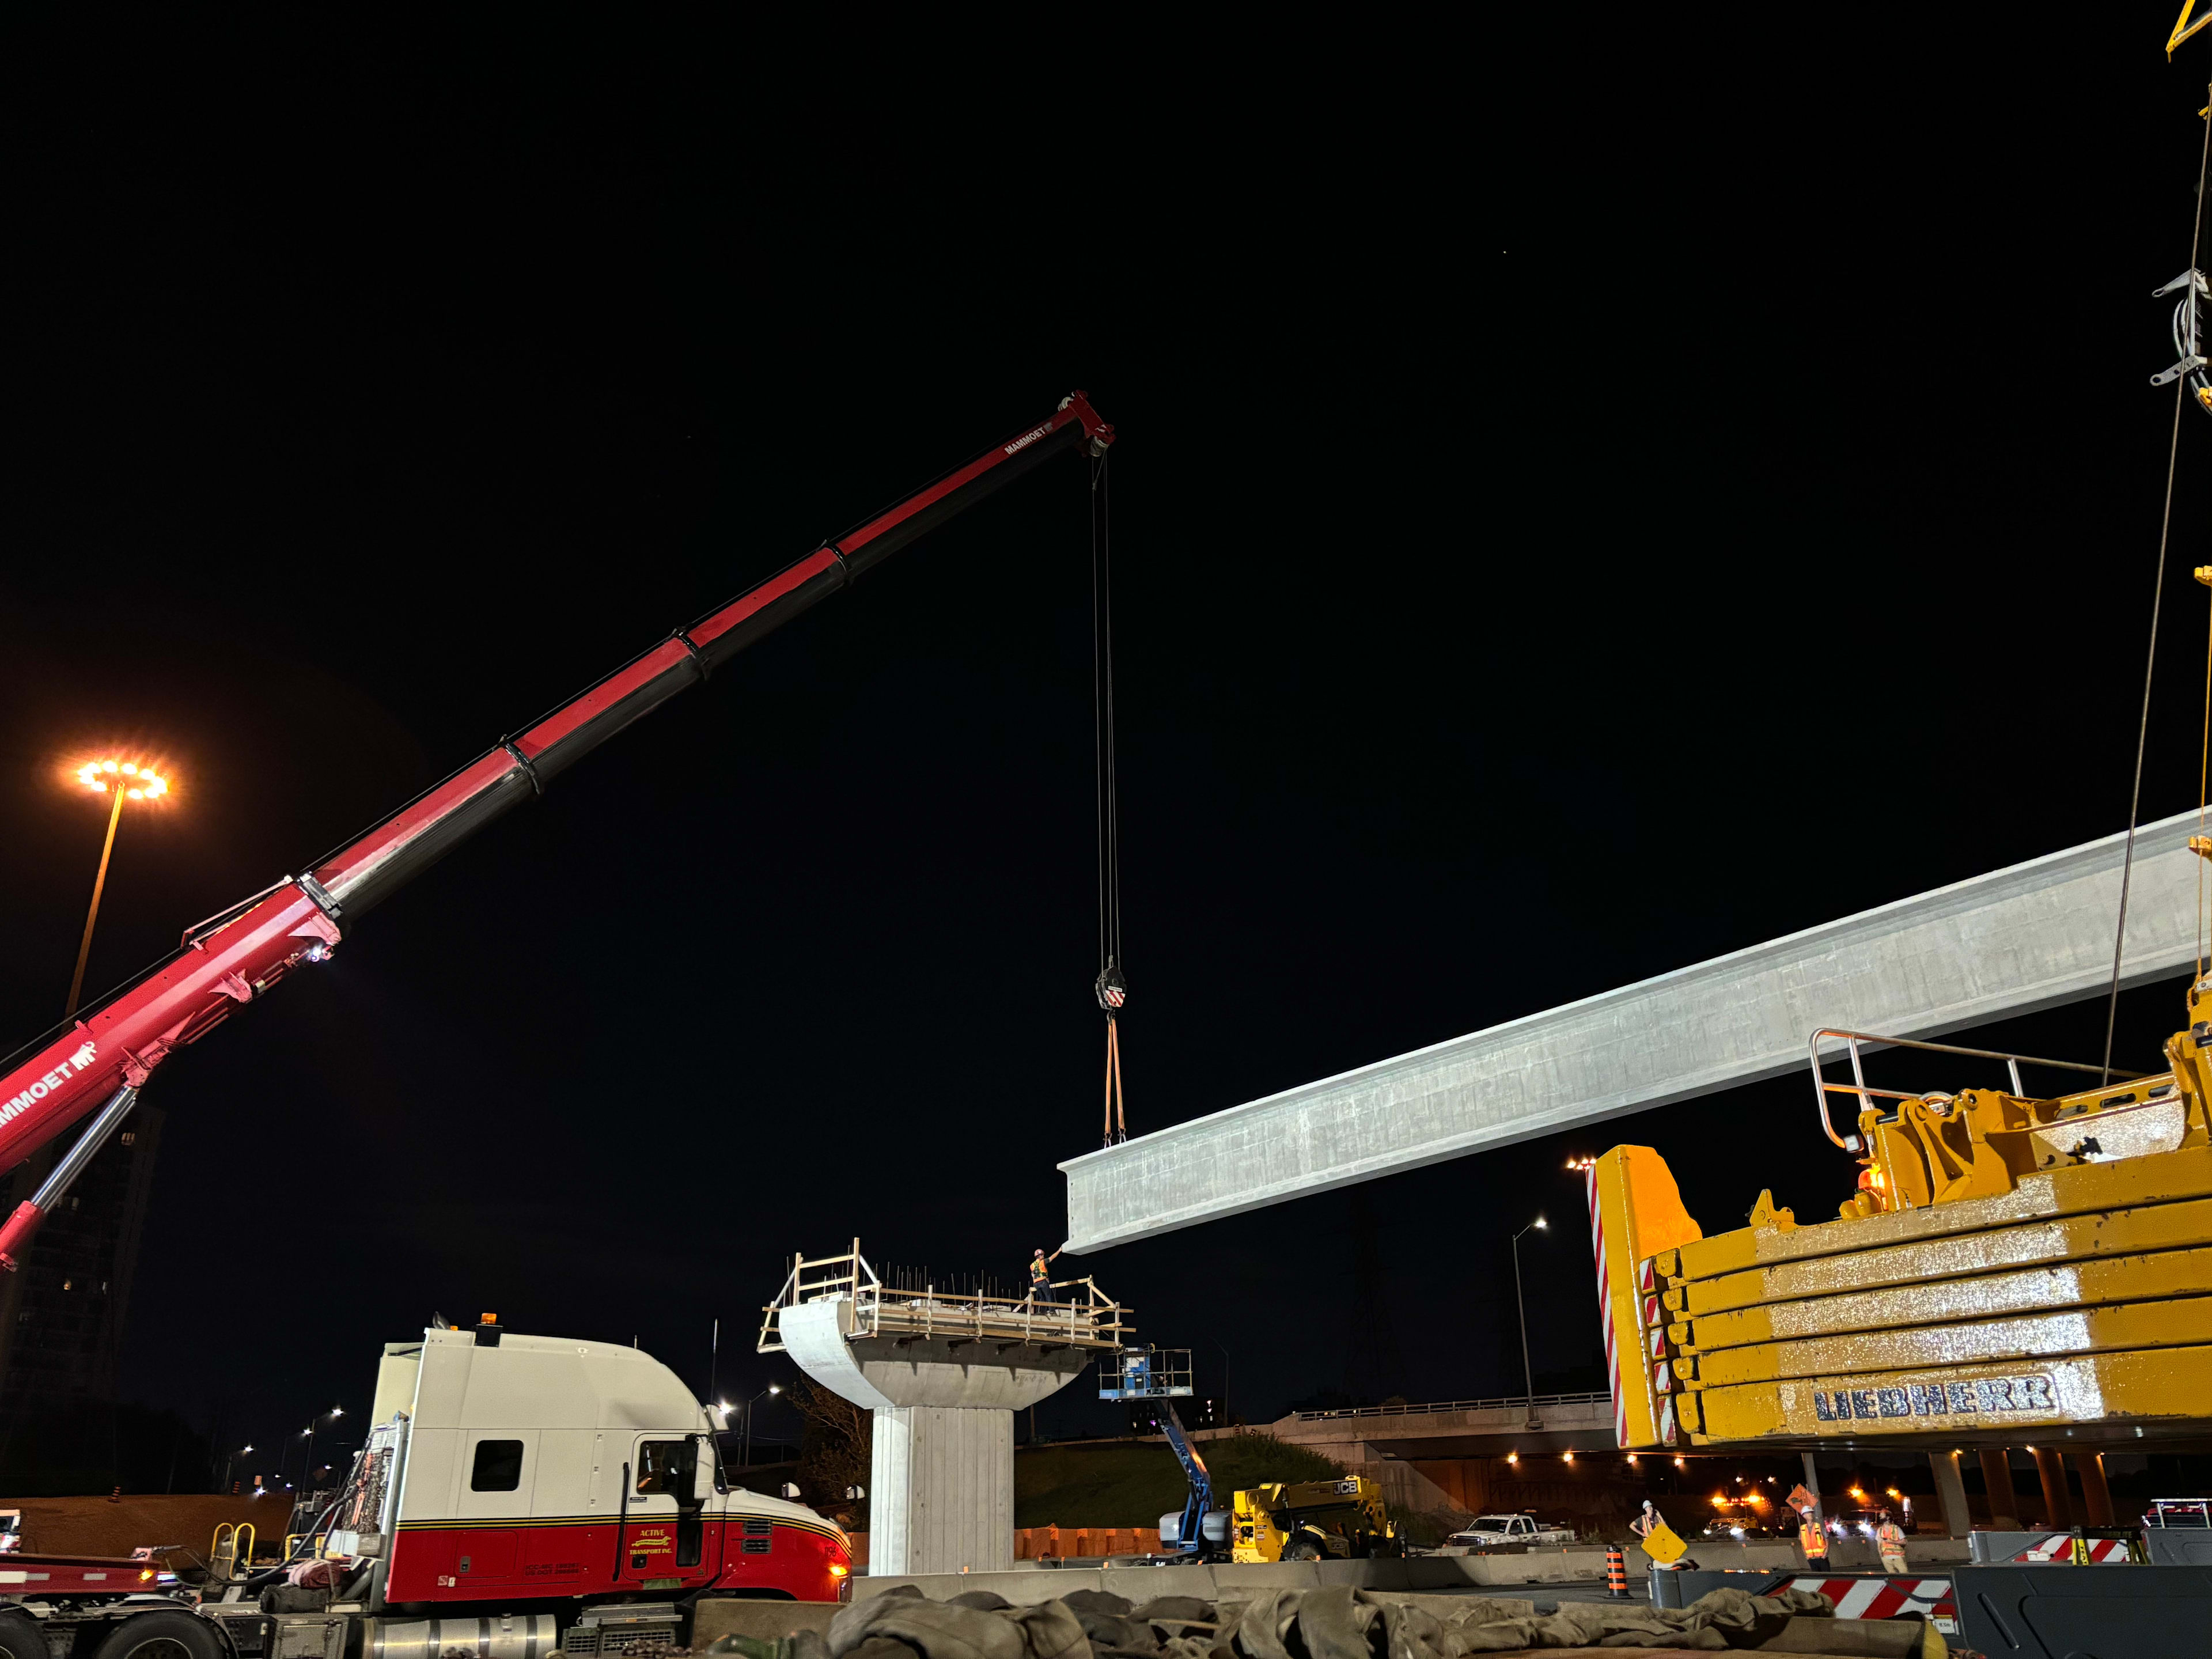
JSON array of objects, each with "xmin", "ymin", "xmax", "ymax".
[{"xmin": 1606, "ymin": 1544, "xmax": 1629, "ymax": 1599}]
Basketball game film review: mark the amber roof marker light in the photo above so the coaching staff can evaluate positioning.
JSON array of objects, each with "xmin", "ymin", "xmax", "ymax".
[{"xmin": 65, "ymin": 758, "xmax": 176, "ymax": 1017}]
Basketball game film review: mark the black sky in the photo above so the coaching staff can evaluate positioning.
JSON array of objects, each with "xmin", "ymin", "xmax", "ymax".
[{"xmin": 7, "ymin": 17, "xmax": 2212, "ymax": 1476}]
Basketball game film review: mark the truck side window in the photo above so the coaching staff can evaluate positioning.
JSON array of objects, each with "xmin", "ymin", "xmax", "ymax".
[
  {"xmin": 636, "ymin": 1440, "xmax": 687, "ymax": 1495},
  {"xmin": 471, "ymin": 1440, "xmax": 524, "ymax": 1492}
]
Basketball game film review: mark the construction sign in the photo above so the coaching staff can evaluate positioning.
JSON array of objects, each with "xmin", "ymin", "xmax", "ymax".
[{"xmin": 1636, "ymin": 1516, "xmax": 1688, "ymax": 1565}]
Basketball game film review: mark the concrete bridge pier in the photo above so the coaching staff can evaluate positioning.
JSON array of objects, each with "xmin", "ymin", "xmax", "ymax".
[
  {"xmin": 868, "ymin": 1403, "xmax": 1022, "ymax": 1573},
  {"xmin": 762, "ymin": 1248, "xmax": 1126, "ymax": 1575}
]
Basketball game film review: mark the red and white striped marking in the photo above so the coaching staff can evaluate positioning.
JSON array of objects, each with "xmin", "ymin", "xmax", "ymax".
[
  {"xmin": 1791, "ymin": 1577, "xmax": 1956, "ymax": 1632},
  {"xmin": 1585, "ymin": 1165, "xmax": 1627, "ymax": 1448},
  {"xmin": 2010, "ymin": 1534, "xmax": 2131, "ymax": 1563}
]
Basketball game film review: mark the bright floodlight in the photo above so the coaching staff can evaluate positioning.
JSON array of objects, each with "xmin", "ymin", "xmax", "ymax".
[
  {"xmin": 76, "ymin": 758, "xmax": 172, "ymax": 800},
  {"xmin": 1533, "ymin": 1215, "xmax": 1547, "ymax": 1229}
]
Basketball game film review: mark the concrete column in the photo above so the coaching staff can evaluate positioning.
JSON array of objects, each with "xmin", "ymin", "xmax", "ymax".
[
  {"xmin": 1979, "ymin": 1450, "xmax": 2021, "ymax": 1530},
  {"xmin": 775, "ymin": 1296, "xmax": 1092, "ymax": 1580},
  {"xmin": 1929, "ymin": 1451, "xmax": 1972, "ymax": 1539},
  {"xmin": 2032, "ymin": 1447, "xmax": 2073, "ymax": 1528},
  {"xmin": 869, "ymin": 1405, "xmax": 1014, "ymax": 1575},
  {"xmin": 2071, "ymin": 1452, "xmax": 2115, "ymax": 1527}
]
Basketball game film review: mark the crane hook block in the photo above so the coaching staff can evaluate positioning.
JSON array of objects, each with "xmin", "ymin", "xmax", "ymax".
[{"xmin": 1096, "ymin": 961, "xmax": 1128, "ymax": 1013}]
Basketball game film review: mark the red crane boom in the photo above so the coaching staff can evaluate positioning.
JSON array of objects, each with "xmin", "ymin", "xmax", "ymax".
[{"xmin": 0, "ymin": 392, "xmax": 1115, "ymax": 1267}]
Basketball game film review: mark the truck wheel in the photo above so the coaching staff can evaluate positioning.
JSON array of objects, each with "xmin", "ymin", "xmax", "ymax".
[
  {"xmin": 93, "ymin": 1611, "xmax": 225, "ymax": 1659},
  {"xmin": 0, "ymin": 1613, "xmax": 43, "ymax": 1659},
  {"xmin": 1281, "ymin": 1537, "xmax": 1323, "ymax": 1562}
]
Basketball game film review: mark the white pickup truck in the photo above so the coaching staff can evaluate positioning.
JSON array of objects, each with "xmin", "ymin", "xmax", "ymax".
[{"xmin": 1441, "ymin": 1513, "xmax": 1577, "ymax": 1551}]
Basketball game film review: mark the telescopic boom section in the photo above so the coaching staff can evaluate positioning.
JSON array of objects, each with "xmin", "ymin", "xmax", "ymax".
[{"xmin": 0, "ymin": 393, "xmax": 1115, "ymax": 1266}]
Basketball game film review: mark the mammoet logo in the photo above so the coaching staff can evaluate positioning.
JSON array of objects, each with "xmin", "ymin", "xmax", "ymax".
[
  {"xmin": 1811, "ymin": 1373, "xmax": 2056, "ymax": 1422},
  {"xmin": 0, "ymin": 1041, "xmax": 100, "ymax": 1127},
  {"xmin": 1002, "ymin": 422, "xmax": 1054, "ymax": 457}
]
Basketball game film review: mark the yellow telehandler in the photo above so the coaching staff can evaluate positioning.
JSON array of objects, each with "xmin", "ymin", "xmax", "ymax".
[{"xmin": 1230, "ymin": 1477, "xmax": 1400, "ymax": 1562}]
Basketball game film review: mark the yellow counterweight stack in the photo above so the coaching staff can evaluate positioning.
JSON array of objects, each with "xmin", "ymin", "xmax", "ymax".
[{"xmin": 1590, "ymin": 998, "xmax": 2212, "ymax": 1448}]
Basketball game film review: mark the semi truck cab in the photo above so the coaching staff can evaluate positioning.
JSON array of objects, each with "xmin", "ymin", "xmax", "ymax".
[
  {"xmin": 353, "ymin": 1321, "xmax": 849, "ymax": 1609},
  {"xmin": 0, "ymin": 1324, "xmax": 848, "ymax": 1659}
]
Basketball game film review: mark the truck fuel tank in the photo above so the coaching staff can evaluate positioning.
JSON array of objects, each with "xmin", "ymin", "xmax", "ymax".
[{"xmin": 366, "ymin": 1613, "xmax": 557, "ymax": 1659}]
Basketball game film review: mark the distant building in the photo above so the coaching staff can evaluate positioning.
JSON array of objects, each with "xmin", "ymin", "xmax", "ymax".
[{"xmin": 0, "ymin": 1105, "xmax": 164, "ymax": 1421}]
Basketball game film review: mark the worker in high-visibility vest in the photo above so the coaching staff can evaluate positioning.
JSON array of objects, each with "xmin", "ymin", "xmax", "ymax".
[
  {"xmin": 1797, "ymin": 1510, "xmax": 1829, "ymax": 1569},
  {"xmin": 1875, "ymin": 1511, "xmax": 1908, "ymax": 1575},
  {"xmin": 1028, "ymin": 1247, "xmax": 1062, "ymax": 1305}
]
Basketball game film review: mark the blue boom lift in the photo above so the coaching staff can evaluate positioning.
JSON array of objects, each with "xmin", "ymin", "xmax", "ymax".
[{"xmin": 1102, "ymin": 1345, "xmax": 1230, "ymax": 1559}]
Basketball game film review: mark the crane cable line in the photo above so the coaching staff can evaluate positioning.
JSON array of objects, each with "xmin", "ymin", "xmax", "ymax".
[
  {"xmin": 1091, "ymin": 448, "xmax": 1128, "ymax": 1146},
  {"xmin": 2105, "ymin": 71, "xmax": 2212, "ymax": 1084}
]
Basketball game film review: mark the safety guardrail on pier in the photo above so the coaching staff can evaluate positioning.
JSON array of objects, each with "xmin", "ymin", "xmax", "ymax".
[{"xmin": 758, "ymin": 1238, "xmax": 1132, "ymax": 1354}]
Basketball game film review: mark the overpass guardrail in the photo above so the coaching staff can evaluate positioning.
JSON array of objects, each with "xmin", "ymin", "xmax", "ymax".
[{"xmin": 1293, "ymin": 1391, "xmax": 1612, "ymax": 1422}]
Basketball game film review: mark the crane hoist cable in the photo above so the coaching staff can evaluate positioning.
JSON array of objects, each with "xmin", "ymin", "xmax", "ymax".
[
  {"xmin": 1090, "ymin": 446, "xmax": 1129, "ymax": 1146},
  {"xmin": 2106, "ymin": 66, "xmax": 2212, "ymax": 1082}
]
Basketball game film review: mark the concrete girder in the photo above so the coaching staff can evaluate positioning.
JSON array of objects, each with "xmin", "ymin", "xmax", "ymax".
[{"xmin": 1060, "ymin": 809, "xmax": 2208, "ymax": 1252}]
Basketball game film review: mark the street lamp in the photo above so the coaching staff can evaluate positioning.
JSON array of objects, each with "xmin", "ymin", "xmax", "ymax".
[
  {"xmin": 222, "ymin": 1444, "xmax": 254, "ymax": 1493},
  {"xmin": 298, "ymin": 1407, "xmax": 344, "ymax": 1497},
  {"xmin": 1513, "ymin": 1216, "xmax": 1548, "ymax": 1429},
  {"xmin": 63, "ymin": 757, "xmax": 175, "ymax": 1016},
  {"xmin": 737, "ymin": 1386, "xmax": 781, "ymax": 1468}
]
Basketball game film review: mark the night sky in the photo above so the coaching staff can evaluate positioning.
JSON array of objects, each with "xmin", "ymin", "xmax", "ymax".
[{"xmin": 9, "ymin": 18, "xmax": 2212, "ymax": 1482}]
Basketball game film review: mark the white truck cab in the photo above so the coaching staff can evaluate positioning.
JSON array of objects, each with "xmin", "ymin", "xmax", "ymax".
[{"xmin": 355, "ymin": 1323, "xmax": 846, "ymax": 1609}]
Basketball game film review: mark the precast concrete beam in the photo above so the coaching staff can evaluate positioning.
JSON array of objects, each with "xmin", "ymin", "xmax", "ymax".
[{"xmin": 1061, "ymin": 809, "xmax": 2207, "ymax": 1252}]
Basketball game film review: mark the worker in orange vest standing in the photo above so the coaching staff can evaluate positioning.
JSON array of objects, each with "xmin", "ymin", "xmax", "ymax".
[
  {"xmin": 1029, "ymin": 1247, "xmax": 1062, "ymax": 1305},
  {"xmin": 1875, "ymin": 1510, "xmax": 1908, "ymax": 1575},
  {"xmin": 1797, "ymin": 1508, "xmax": 1830, "ymax": 1570}
]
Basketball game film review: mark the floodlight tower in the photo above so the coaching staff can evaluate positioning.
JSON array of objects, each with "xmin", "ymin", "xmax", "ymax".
[{"xmin": 64, "ymin": 757, "xmax": 175, "ymax": 1016}]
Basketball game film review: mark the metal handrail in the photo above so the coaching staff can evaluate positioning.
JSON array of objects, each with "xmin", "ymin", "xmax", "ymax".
[
  {"xmin": 1291, "ymin": 1390, "xmax": 1611, "ymax": 1422},
  {"xmin": 1807, "ymin": 1028, "xmax": 2150, "ymax": 1152},
  {"xmin": 759, "ymin": 1238, "xmax": 1130, "ymax": 1352}
]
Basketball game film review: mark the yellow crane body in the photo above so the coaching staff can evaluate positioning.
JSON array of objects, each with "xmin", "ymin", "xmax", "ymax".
[{"xmin": 1591, "ymin": 986, "xmax": 2212, "ymax": 1448}]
